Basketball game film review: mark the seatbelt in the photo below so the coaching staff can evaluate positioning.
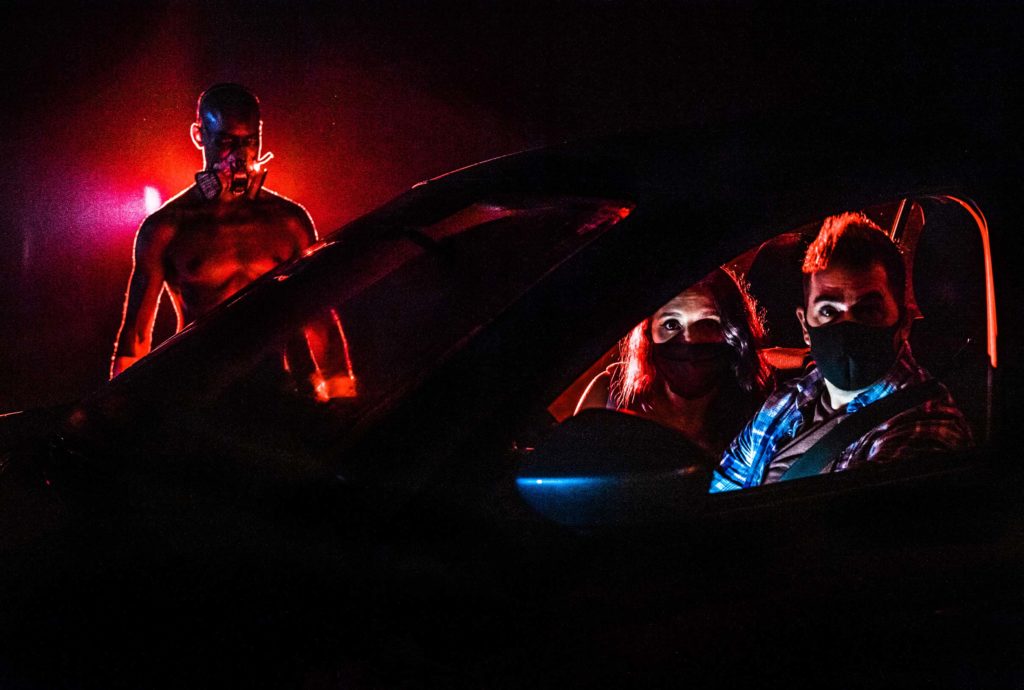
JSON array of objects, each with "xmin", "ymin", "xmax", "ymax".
[{"xmin": 780, "ymin": 379, "xmax": 941, "ymax": 481}]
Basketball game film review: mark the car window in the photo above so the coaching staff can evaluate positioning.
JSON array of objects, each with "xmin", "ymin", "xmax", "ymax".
[
  {"xmin": 197, "ymin": 195, "xmax": 635, "ymax": 453},
  {"xmin": 541, "ymin": 196, "xmax": 993, "ymax": 487}
]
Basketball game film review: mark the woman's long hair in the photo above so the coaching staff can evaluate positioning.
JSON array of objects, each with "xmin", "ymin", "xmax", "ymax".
[{"xmin": 609, "ymin": 267, "xmax": 772, "ymax": 447}]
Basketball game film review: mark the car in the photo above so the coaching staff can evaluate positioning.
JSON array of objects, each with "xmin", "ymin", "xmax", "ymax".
[{"xmin": 1, "ymin": 115, "xmax": 1021, "ymax": 688}]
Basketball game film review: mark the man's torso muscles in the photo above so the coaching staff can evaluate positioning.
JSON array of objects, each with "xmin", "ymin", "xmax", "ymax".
[{"xmin": 162, "ymin": 195, "xmax": 306, "ymax": 323}]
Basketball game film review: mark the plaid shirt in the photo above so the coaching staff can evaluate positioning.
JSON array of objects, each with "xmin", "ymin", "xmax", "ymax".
[{"xmin": 710, "ymin": 344, "xmax": 972, "ymax": 492}]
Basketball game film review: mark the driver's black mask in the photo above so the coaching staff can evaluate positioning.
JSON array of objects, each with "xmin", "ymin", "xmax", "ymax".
[
  {"xmin": 806, "ymin": 320, "xmax": 900, "ymax": 391},
  {"xmin": 650, "ymin": 338, "xmax": 732, "ymax": 399}
]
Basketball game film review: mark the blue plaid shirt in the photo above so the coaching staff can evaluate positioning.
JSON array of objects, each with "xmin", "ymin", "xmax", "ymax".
[{"xmin": 710, "ymin": 344, "xmax": 972, "ymax": 492}]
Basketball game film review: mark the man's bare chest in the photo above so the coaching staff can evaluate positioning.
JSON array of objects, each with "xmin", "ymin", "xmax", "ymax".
[{"xmin": 164, "ymin": 212, "xmax": 297, "ymax": 286}]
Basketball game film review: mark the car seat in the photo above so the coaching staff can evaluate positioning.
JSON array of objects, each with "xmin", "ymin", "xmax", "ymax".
[{"xmin": 745, "ymin": 232, "xmax": 812, "ymax": 380}]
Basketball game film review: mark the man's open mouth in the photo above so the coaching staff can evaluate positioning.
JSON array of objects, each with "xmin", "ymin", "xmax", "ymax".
[{"xmin": 230, "ymin": 173, "xmax": 248, "ymax": 194}]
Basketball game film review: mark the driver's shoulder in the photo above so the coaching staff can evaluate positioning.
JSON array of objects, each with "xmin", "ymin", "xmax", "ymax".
[
  {"xmin": 761, "ymin": 371, "xmax": 809, "ymax": 413},
  {"xmin": 892, "ymin": 378, "xmax": 966, "ymax": 424},
  {"xmin": 865, "ymin": 378, "xmax": 973, "ymax": 456}
]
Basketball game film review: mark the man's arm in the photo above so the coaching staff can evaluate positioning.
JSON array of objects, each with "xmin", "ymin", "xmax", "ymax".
[
  {"xmin": 710, "ymin": 420, "xmax": 757, "ymax": 492},
  {"xmin": 110, "ymin": 216, "xmax": 174, "ymax": 378},
  {"xmin": 285, "ymin": 202, "xmax": 318, "ymax": 253},
  {"xmin": 278, "ymin": 202, "xmax": 357, "ymax": 400}
]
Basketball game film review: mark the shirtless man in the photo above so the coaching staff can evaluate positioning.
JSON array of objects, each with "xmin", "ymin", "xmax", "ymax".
[{"xmin": 111, "ymin": 83, "xmax": 317, "ymax": 377}]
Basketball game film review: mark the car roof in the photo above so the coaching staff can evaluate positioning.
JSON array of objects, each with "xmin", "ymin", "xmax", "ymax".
[{"xmin": 416, "ymin": 112, "xmax": 1000, "ymax": 204}]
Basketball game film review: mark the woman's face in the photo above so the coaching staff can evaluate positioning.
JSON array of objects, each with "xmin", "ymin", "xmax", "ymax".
[{"xmin": 651, "ymin": 286, "xmax": 725, "ymax": 345}]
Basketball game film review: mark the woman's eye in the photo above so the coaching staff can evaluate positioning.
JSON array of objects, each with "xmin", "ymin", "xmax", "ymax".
[
  {"xmin": 692, "ymin": 317, "xmax": 721, "ymax": 331},
  {"xmin": 662, "ymin": 318, "xmax": 681, "ymax": 331}
]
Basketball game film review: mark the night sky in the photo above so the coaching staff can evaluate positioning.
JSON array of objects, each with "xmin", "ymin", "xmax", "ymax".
[{"xmin": 1, "ymin": 0, "xmax": 1019, "ymax": 411}]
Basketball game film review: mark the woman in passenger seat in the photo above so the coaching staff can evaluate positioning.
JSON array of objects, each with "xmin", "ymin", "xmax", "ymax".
[{"xmin": 576, "ymin": 268, "xmax": 772, "ymax": 461}]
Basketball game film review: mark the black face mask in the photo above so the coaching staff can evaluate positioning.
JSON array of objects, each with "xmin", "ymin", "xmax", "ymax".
[
  {"xmin": 806, "ymin": 320, "xmax": 900, "ymax": 391},
  {"xmin": 651, "ymin": 339, "xmax": 732, "ymax": 399}
]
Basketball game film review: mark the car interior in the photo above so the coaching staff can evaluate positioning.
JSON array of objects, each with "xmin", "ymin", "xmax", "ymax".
[{"xmin": 545, "ymin": 196, "xmax": 997, "ymax": 473}]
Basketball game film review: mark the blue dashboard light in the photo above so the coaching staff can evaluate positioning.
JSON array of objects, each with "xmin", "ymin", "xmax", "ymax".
[
  {"xmin": 515, "ymin": 470, "xmax": 705, "ymax": 527},
  {"xmin": 517, "ymin": 476, "xmax": 612, "ymax": 489},
  {"xmin": 516, "ymin": 475, "xmax": 620, "ymax": 526}
]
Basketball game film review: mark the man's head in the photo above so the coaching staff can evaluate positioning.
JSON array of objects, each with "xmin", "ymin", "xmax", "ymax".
[
  {"xmin": 190, "ymin": 83, "xmax": 263, "ymax": 198},
  {"xmin": 796, "ymin": 212, "xmax": 909, "ymax": 391}
]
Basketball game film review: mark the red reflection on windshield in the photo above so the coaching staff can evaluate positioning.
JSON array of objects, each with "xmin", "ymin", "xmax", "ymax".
[{"xmin": 306, "ymin": 309, "xmax": 358, "ymax": 401}]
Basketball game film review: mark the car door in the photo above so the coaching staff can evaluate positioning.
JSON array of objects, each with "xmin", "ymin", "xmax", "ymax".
[{"xmin": 504, "ymin": 190, "xmax": 1020, "ymax": 686}]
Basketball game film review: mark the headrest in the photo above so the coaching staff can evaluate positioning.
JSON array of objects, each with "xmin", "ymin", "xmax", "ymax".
[{"xmin": 745, "ymin": 232, "xmax": 810, "ymax": 349}]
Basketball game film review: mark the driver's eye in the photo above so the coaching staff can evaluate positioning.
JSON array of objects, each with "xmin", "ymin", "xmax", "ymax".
[
  {"xmin": 661, "ymin": 318, "xmax": 681, "ymax": 331},
  {"xmin": 852, "ymin": 303, "xmax": 885, "ymax": 322},
  {"xmin": 819, "ymin": 305, "xmax": 839, "ymax": 319}
]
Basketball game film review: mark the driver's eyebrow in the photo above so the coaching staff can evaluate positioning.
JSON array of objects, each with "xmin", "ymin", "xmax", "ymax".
[
  {"xmin": 812, "ymin": 291, "xmax": 845, "ymax": 305},
  {"xmin": 813, "ymin": 289, "xmax": 885, "ymax": 306},
  {"xmin": 852, "ymin": 291, "xmax": 885, "ymax": 304}
]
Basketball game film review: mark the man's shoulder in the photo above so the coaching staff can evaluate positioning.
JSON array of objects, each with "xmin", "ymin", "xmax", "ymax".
[
  {"xmin": 136, "ymin": 194, "xmax": 195, "ymax": 245},
  {"xmin": 856, "ymin": 348, "xmax": 974, "ymax": 457},
  {"xmin": 763, "ymin": 369, "xmax": 811, "ymax": 409},
  {"xmin": 257, "ymin": 189, "xmax": 313, "ymax": 219},
  {"xmin": 733, "ymin": 373, "xmax": 807, "ymax": 442},
  {"xmin": 161, "ymin": 185, "xmax": 206, "ymax": 211},
  {"xmin": 890, "ymin": 376, "xmax": 968, "ymax": 426},
  {"xmin": 257, "ymin": 189, "xmax": 317, "ymax": 242}
]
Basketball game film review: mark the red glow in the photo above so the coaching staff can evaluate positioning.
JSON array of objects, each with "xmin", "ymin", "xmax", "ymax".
[
  {"xmin": 304, "ymin": 309, "xmax": 358, "ymax": 402},
  {"xmin": 144, "ymin": 186, "xmax": 162, "ymax": 214},
  {"xmin": 1, "ymin": 7, "xmax": 532, "ymax": 411}
]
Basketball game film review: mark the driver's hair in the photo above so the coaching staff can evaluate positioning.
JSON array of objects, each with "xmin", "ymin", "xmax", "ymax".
[
  {"xmin": 196, "ymin": 83, "xmax": 260, "ymax": 124},
  {"xmin": 801, "ymin": 212, "xmax": 907, "ymax": 310}
]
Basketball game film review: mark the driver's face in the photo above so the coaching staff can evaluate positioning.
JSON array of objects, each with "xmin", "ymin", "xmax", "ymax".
[{"xmin": 801, "ymin": 262, "xmax": 900, "ymax": 330}]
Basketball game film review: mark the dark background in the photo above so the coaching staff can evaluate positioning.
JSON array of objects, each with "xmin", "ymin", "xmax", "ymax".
[{"xmin": 0, "ymin": 0, "xmax": 1019, "ymax": 411}]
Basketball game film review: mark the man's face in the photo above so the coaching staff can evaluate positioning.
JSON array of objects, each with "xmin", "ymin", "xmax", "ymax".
[
  {"xmin": 799, "ymin": 261, "xmax": 900, "ymax": 334},
  {"xmin": 797, "ymin": 261, "xmax": 905, "ymax": 392},
  {"xmin": 196, "ymin": 108, "xmax": 261, "ymax": 197}
]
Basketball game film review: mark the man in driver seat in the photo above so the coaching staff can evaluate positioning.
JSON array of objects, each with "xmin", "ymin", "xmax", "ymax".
[{"xmin": 711, "ymin": 212, "xmax": 972, "ymax": 491}]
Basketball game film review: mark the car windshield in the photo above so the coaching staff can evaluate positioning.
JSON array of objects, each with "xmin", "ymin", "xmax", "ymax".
[{"xmin": 183, "ymin": 194, "xmax": 634, "ymax": 453}]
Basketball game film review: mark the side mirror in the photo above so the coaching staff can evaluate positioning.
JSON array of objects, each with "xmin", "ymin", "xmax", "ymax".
[{"xmin": 516, "ymin": 409, "xmax": 711, "ymax": 528}]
